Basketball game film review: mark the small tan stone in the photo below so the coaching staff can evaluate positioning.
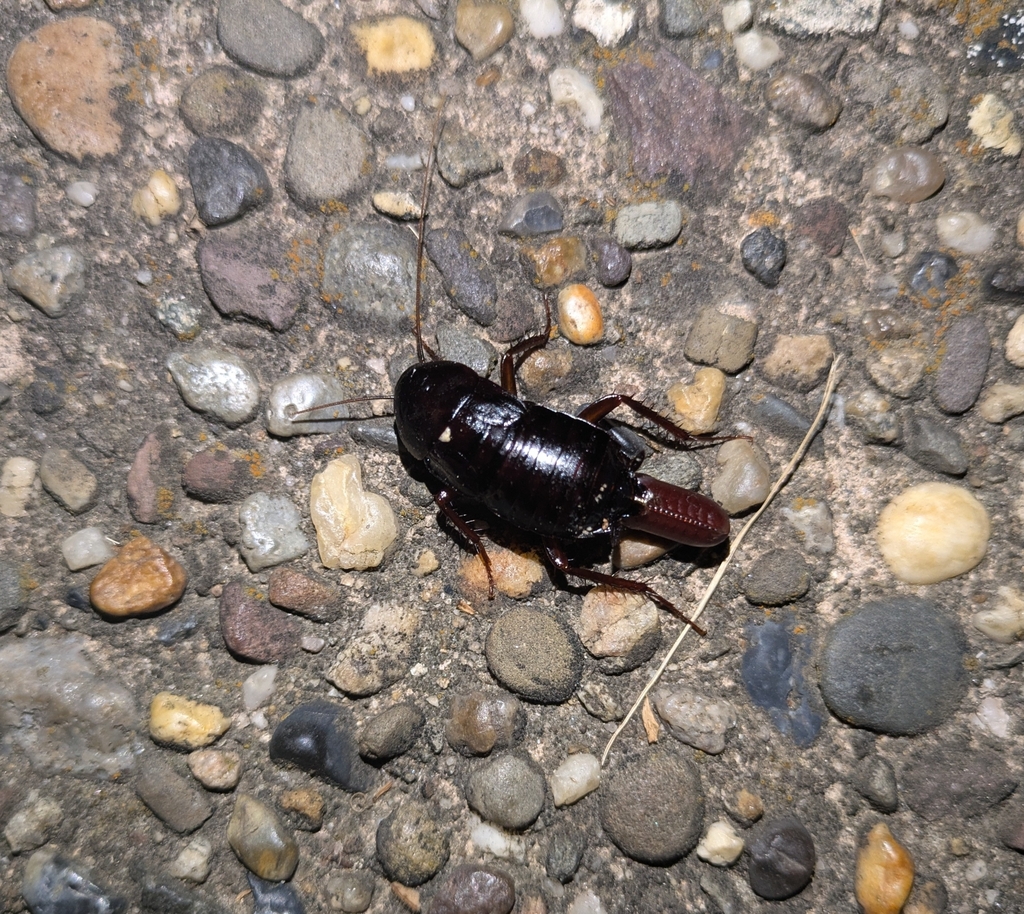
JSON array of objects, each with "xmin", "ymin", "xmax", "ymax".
[
  {"xmin": 352, "ymin": 17, "xmax": 435, "ymax": 73},
  {"xmin": 459, "ymin": 543, "xmax": 545, "ymax": 599},
  {"xmin": 557, "ymin": 284, "xmax": 603, "ymax": 345},
  {"xmin": 150, "ymin": 692, "xmax": 230, "ymax": 750},
  {"xmin": 0, "ymin": 456, "xmax": 38, "ymax": 518},
  {"xmin": 228, "ymin": 794, "xmax": 299, "ymax": 882},
  {"xmin": 310, "ymin": 456, "xmax": 398, "ymax": 571},
  {"xmin": 132, "ymin": 169, "xmax": 181, "ymax": 227},
  {"xmin": 855, "ymin": 823, "xmax": 914, "ymax": 914},
  {"xmin": 6, "ymin": 17, "xmax": 126, "ymax": 161},
  {"xmin": 372, "ymin": 190, "xmax": 421, "ymax": 221},
  {"xmin": 761, "ymin": 334, "xmax": 833, "ymax": 391},
  {"xmin": 280, "ymin": 787, "xmax": 324, "ymax": 831},
  {"xmin": 579, "ymin": 586, "xmax": 657, "ymax": 659},
  {"xmin": 876, "ymin": 482, "xmax": 990, "ymax": 585},
  {"xmin": 979, "ymin": 382, "xmax": 1024, "ymax": 423},
  {"xmin": 455, "ymin": 0, "xmax": 514, "ymax": 60},
  {"xmin": 866, "ymin": 343, "xmax": 927, "ymax": 399},
  {"xmin": 727, "ymin": 787, "xmax": 763, "ymax": 824},
  {"xmin": 187, "ymin": 747, "xmax": 242, "ymax": 790},
  {"xmin": 524, "ymin": 236, "xmax": 586, "ymax": 287},
  {"xmin": 89, "ymin": 536, "xmax": 187, "ymax": 617},
  {"xmin": 668, "ymin": 367, "xmax": 726, "ymax": 434},
  {"xmin": 1006, "ymin": 314, "xmax": 1024, "ymax": 367},
  {"xmin": 613, "ymin": 531, "xmax": 674, "ymax": 569}
]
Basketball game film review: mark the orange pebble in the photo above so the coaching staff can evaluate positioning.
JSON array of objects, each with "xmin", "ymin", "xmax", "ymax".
[
  {"xmin": 557, "ymin": 283, "xmax": 603, "ymax": 345},
  {"xmin": 855, "ymin": 823, "xmax": 914, "ymax": 914}
]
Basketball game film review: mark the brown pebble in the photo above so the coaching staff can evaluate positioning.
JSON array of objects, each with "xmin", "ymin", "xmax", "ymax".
[
  {"xmin": 522, "ymin": 236, "xmax": 586, "ymax": 288},
  {"xmin": 446, "ymin": 691, "xmax": 524, "ymax": 756},
  {"xmin": 127, "ymin": 431, "xmax": 175, "ymax": 523},
  {"xmin": 513, "ymin": 147, "xmax": 566, "ymax": 189},
  {"xmin": 454, "ymin": 0, "xmax": 514, "ymax": 60},
  {"xmin": 135, "ymin": 753, "xmax": 213, "ymax": 835},
  {"xmin": 556, "ymin": 284, "xmax": 604, "ymax": 345},
  {"xmin": 430, "ymin": 863, "xmax": 515, "ymax": 914},
  {"xmin": 855, "ymin": 823, "xmax": 915, "ymax": 914},
  {"xmin": 518, "ymin": 342, "xmax": 573, "ymax": 396},
  {"xmin": 227, "ymin": 794, "xmax": 299, "ymax": 882},
  {"xmin": 795, "ymin": 197, "xmax": 849, "ymax": 257},
  {"xmin": 220, "ymin": 580, "xmax": 301, "ymax": 662},
  {"xmin": 6, "ymin": 17, "xmax": 126, "ymax": 161},
  {"xmin": 89, "ymin": 536, "xmax": 187, "ymax": 617},
  {"xmin": 280, "ymin": 787, "xmax": 324, "ymax": 831},
  {"xmin": 459, "ymin": 544, "xmax": 544, "ymax": 600},
  {"xmin": 267, "ymin": 566, "xmax": 343, "ymax": 622},
  {"xmin": 727, "ymin": 788, "xmax": 764, "ymax": 825},
  {"xmin": 182, "ymin": 444, "xmax": 253, "ymax": 503}
]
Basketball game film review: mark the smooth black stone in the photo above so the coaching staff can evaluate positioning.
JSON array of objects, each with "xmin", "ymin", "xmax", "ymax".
[
  {"xmin": 901, "ymin": 414, "xmax": 967, "ymax": 475},
  {"xmin": 747, "ymin": 817, "xmax": 816, "ymax": 900},
  {"xmin": 188, "ymin": 137, "xmax": 270, "ymax": 226},
  {"xmin": 909, "ymin": 251, "xmax": 958, "ymax": 301},
  {"xmin": 269, "ymin": 700, "xmax": 375, "ymax": 791},
  {"xmin": 22, "ymin": 848, "xmax": 127, "ymax": 914},
  {"xmin": 65, "ymin": 586, "xmax": 91, "ymax": 610},
  {"xmin": 546, "ymin": 824, "xmax": 586, "ymax": 883},
  {"xmin": 248, "ymin": 873, "xmax": 306, "ymax": 914},
  {"xmin": 819, "ymin": 597, "xmax": 967, "ymax": 735},
  {"xmin": 740, "ymin": 227, "xmax": 786, "ymax": 287}
]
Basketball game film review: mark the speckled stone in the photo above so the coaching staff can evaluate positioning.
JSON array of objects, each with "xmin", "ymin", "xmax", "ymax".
[
  {"xmin": 819, "ymin": 597, "xmax": 967, "ymax": 735},
  {"xmin": 933, "ymin": 315, "xmax": 990, "ymax": 414},
  {"xmin": 901, "ymin": 414, "xmax": 968, "ymax": 476},
  {"xmin": 485, "ymin": 608, "xmax": 583, "ymax": 703},
  {"xmin": 513, "ymin": 146, "xmax": 566, "ymax": 189},
  {"xmin": 135, "ymin": 752, "xmax": 214, "ymax": 834},
  {"xmin": 285, "ymin": 98, "xmax": 370, "ymax": 208},
  {"xmin": 375, "ymin": 800, "xmax": 450, "ymax": 886},
  {"xmin": 180, "ymin": 65, "xmax": 264, "ymax": 136},
  {"xmin": 600, "ymin": 748, "xmax": 704, "ymax": 864},
  {"xmin": 219, "ymin": 580, "xmax": 301, "ymax": 662},
  {"xmin": 438, "ymin": 124, "xmax": 502, "ymax": 188},
  {"xmin": 217, "ymin": 0, "xmax": 324, "ymax": 77},
  {"xmin": 358, "ymin": 704, "xmax": 425, "ymax": 762},
  {"xmin": 741, "ymin": 550, "xmax": 811, "ymax": 605},
  {"xmin": 766, "ymin": 71, "xmax": 842, "ymax": 130},
  {"xmin": 424, "ymin": 227, "xmax": 498, "ymax": 325},
  {"xmin": 182, "ymin": 445, "xmax": 253, "ymax": 503},
  {"xmin": 465, "ymin": 752, "xmax": 546, "ymax": 829},
  {"xmin": 39, "ymin": 447, "xmax": 97, "ymax": 515}
]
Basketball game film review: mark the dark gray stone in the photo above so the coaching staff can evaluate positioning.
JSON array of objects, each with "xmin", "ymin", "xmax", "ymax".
[
  {"xmin": 358, "ymin": 704, "xmax": 425, "ymax": 762},
  {"xmin": 424, "ymin": 227, "xmax": 498, "ymax": 326},
  {"xmin": 741, "ymin": 227, "xmax": 787, "ymax": 287},
  {"xmin": 188, "ymin": 137, "xmax": 270, "ymax": 225},
  {"xmin": 903, "ymin": 745, "xmax": 1017, "ymax": 820},
  {"xmin": 592, "ymin": 236, "xmax": 631, "ymax": 287},
  {"xmin": 901, "ymin": 414, "xmax": 967, "ymax": 475},
  {"xmin": 217, "ymin": 0, "xmax": 324, "ymax": 77},
  {"xmin": 135, "ymin": 753, "xmax": 214, "ymax": 834},
  {"xmin": 546, "ymin": 824, "xmax": 586, "ymax": 882},
  {"xmin": 819, "ymin": 597, "xmax": 967, "ymax": 735},
  {"xmin": 747, "ymin": 817, "xmax": 816, "ymax": 900},
  {"xmin": 498, "ymin": 192, "xmax": 563, "ymax": 237},
  {"xmin": 22, "ymin": 847, "xmax": 126, "ymax": 914},
  {"xmin": 933, "ymin": 315, "xmax": 990, "ymax": 414},
  {"xmin": 375, "ymin": 800, "xmax": 449, "ymax": 886},
  {"xmin": 437, "ymin": 125, "xmax": 503, "ymax": 188},
  {"xmin": 270, "ymin": 700, "xmax": 375, "ymax": 791},
  {"xmin": 742, "ymin": 550, "xmax": 811, "ymax": 606},
  {"xmin": 465, "ymin": 752, "xmax": 546, "ymax": 830},
  {"xmin": 180, "ymin": 66, "xmax": 264, "ymax": 136},
  {"xmin": 852, "ymin": 756, "xmax": 899, "ymax": 813}
]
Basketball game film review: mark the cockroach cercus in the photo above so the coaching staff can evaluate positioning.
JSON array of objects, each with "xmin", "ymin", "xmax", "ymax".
[{"xmin": 294, "ymin": 114, "xmax": 732, "ymax": 635}]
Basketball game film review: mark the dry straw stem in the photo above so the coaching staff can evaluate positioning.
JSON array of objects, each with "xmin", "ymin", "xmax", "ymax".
[{"xmin": 601, "ymin": 355, "xmax": 845, "ymax": 765}]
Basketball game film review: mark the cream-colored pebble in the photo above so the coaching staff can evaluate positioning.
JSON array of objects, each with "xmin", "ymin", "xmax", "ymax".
[
  {"xmin": 668, "ymin": 367, "xmax": 726, "ymax": 434},
  {"xmin": 972, "ymin": 586, "xmax": 1024, "ymax": 643},
  {"xmin": 876, "ymin": 482, "xmax": 990, "ymax": 584},
  {"xmin": 696, "ymin": 820, "xmax": 744, "ymax": 866},
  {"xmin": 557, "ymin": 284, "xmax": 604, "ymax": 345},
  {"xmin": 549, "ymin": 753, "xmax": 601, "ymax": 807},
  {"xmin": 132, "ymin": 169, "xmax": 180, "ymax": 227},
  {"xmin": 149, "ymin": 692, "xmax": 230, "ymax": 750},
  {"xmin": 1005, "ymin": 314, "xmax": 1024, "ymax": 367},
  {"xmin": 979, "ymin": 382, "xmax": 1024, "ymax": 423}
]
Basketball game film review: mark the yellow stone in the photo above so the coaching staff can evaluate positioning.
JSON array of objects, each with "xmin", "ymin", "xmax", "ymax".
[
  {"xmin": 855, "ymin": 823, "xmax": 914, "ymax": 914},
  {"xmin": 523, "ymin": 236, "xmax": 586, "ymax": 287},
  {"xmin": 132, "ymin": 169, "xmax": 181, "ymax": 227},
  {"xmin": 557, "ymin": 284, "xmax": 603, "ymax": 345},
  {"xmin": 459, "ymin": 543, "xmax": 544, "ymax": 599},
  {"xmin": 352, "ymin": 17, "xmax": 435, "ymax": 73},
  {"xmin": 89, "ymin": 536, "xmax": 188, "ymax": 617},
  {"xmin": 150, "ymin": 692, "xmax": 230, "ymax": 750},
  {"xmin": 6, "ymin": 17, "xmax": 126, "ymax": 161},
  {"xmin": 668, "ymin": 367, "xmax": 726, "ymax": 434},
  {"xmin": 876, "ymin": 482, "xmax": 990, "ymax": 585},
  {"xmin": 455, "ymin": 0, "xmax": 514, "ymax": 60}
]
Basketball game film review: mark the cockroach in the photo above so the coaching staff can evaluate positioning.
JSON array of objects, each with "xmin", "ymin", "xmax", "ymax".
[{"xmin": 299, "ymin": 108, "xmax": 731, "ymax": 634}]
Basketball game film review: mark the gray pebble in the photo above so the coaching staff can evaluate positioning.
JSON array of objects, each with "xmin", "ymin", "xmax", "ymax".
[
  {"xmin": 902, "ymin": 745, "xmax": 1017, "ymax": 820},
  {"xmin": 576, "ymin": 679, "xmax": 624, "ymax": 722},
  {"xmin": 600, "ymin": 748, "xmax": 704, "ymax": 864},
  {"xmin": 438, "ymin": 125, "xmax": 503, "ymax": 188},
  {"xmin": 285, "ymin": 99, "xmax": 371, "ymax": 208},
  {"xmin": 265, "ymin": 372, "xmax": 352, "ymax": 437},
  {"xmin": 485, "ymin": 608, "xmax": 583, "ymax": 703},
  {"xmin": 592, "ymin": 236, "xmax": 631, "ymax": 286},
  {"xmin": 909, "ymin": 251, "xmax": 958, "ymax": 302},
  {"xmin": 326, "ymin": 871, "xmax": 374, "ymax": 913},
  {"xmin": 322, "ymin": 219, "xmax": 417, "ymax": 326},
  {"xmin": 22, "ymin": 847, "xmax": 126, "ymax": 914},
  {"xmin": 742, "ymin": 549, "xmax": 811, "ymax": 606},
  {"xmin": 819, "ymin": 597, "xmax": 967, "ymax": 735},
  {"xmin": 135, "ymin": 752, "xmax": 214, "ymax": 834},
  {"xmin": 7, "ymin": 246, "xmax": 86, "ymax": 317},
  {"xmin": 546, "ymin": 824, "xmax": 586, "ymax": 882},
  {"xmin": 155, "ymin": 295, "xmax": 203, "ymax": 338},
  {"xmin": 765, "ymin": 72, "xmax": 842, "ymax": 130},
  {"xmin": 188, "ymin": 137, "xmax": 270, "ymax": 226},
  {"xmin": 247, "ymin": 872, "xmax": 305, "ymax": 914},
  {"xmin": 466, "ymin": 752, "xmax": 546, "ymax": 830},
  {"xmin": 180, "ymin": 66, "xmax": 264, "ymax": 136},
  {"xmin": 741, "ymin": 227, "xmax": 787, "ymax": 287},
  {"xmin": 652, "ymin": 685, "xmax": 736, "ymax": 754},
  {"xmin": 167, "ymin": 348, "xmax": 261, "ymax": 427},
  {"xmin": 39, "ymin": 448, "xmax": 98, "ymax": 515},
  {"xmin": 3, "ymin": 794, "xmax": 63, "ymax": 854},
  {"xmin": 614, "ymin": 201, "xmax": 682, "ymax": 250},
  {"xmin": 852, "ymin": 756, "xmax": 898, "ymax": 813},
  {"xmin": 0, "ymin": 165, "xmax": 36, "ymax": 236},
  {"xmin": 498, "ymin": 191, "xmax": 563, "ymax": 237},
  {"xmin": 217, "ymin": 0, "xmax": 324, "ymax": 77},
  {"xmin": 684, "ymin": 307, "xmax": 758, "ymax": 373},
  {"xmin": 237, "ymin": 493, "xmax": 309, "ymax": 571},
  {"xmin": 933, "ymin": 315, "xmax": 990, "ymax": 414},
  {"xmin": 375, "ymin": 800, "xmax": 450, "ymax": 886},
  {"xmin": 435, "ymin": 324, "xmax": 497, "ymax": 377},
  {"xmin": 659, "ymin": 0, "xmax": 710, "ymax": 37},
  {"xmin": 901, "ymin": 413, "xmax": 968, "ymax": 475},
  {"xmin": 358, "ymin": 703, "xmax": 424, "ymax": 762},
  {"xmin": 744, "ymin": 393, "xmax": 812, "ymax": 443},
  {"xmin": 424, "ymin": 227, "xmax": 498, "ymax": 326}
]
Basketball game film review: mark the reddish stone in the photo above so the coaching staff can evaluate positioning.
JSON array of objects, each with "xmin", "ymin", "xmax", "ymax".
[
  {"xmin": 795, "ymin": 197, "xmax": 849, "ymax": 257},
  {"xmin": 220, "ymin": 581, "xmax": 300, "ymax": 662},
  {"xmin": 267, "ymin": 567, "xmax": 342, "ymax": 622},
  {"xmin": 127, "ymin": 432, "xmax": 163, "ymax": 523},
  {"xmin": 182, "ymin": 446, "xmax": 251, "ymax": 503}
]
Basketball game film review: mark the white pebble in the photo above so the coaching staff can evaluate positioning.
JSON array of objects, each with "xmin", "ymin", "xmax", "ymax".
[
  {"xmin": 521, "ymin": 0, "xmax": 564, "ymax": 37},
  {"xmin": 875, "ymin": 482, "xmax": 990, "ymax": 585},
  {"xmin": 936, "ymin": 211, "xmax": 996, "ymax": 256},
  {"xmin": 135, "ymin": 269, "xmax": 154, "ymax": 286},
  {"xmin": 549, "ymin": 753, "xmax": 601, "ymax": 806},
  {"xmin": 653, "ymin": 686, "xmax": 737, "ymax": 754},
  {"xmin": 722, "ymin": 0, "xmax": 752, "ymax": 32},
  {"xmin": 972, "ymin": 587, "xmax": 1024, "ymax": 643},
  {"xmin": 384, "ymin": 152, "xmax": 424, "ymax": 171},
  {"xmin": 733, "ymin": 30, "xmax": 783, "ymax": 70},
  {"xmin": 61, "ymin": 527, "xmax": 116, "ymax": 571},
  {"xmin": 0, "ymin": 456, "xmax": 38, "ymax": 519},
  {"xmin": 880, "ymin": 231, "xmax": 906, "ymax": 258},
  {"xmin": 399, "ymin": 94, "xmax": 415, "ymax": 112},
  {"xmin": 549, "ymin": 67, "xmax": 603, "ymax": 131},
  {"xmin": 898, "ymin": 17, "xmax": 920, "ymax": 39},
  {"xmin": 1005, "ymin": 314, "xmax": 1024, "ymax": 367},
  {"xmin": 242, "ymin": 665, "xmax": 278, "ymax": 711},
  {"xmin": 166, "ymin": 348, "xmax": 261, "ymax": 427},
  {"xmin": 66, "ymin": 181, "xmax": 97, "ymax": 207},
  {"xmin": 571, "ymin": 0, "xmax": 635, "ymax": 48},
  {"xmin": 970, "ymin": 696, "xmax": 1011, "ymax": 739},
  {"xmin": 470, "ymin": 820, "xmax": 526, "ymax": 860},
  {"xmin": 167, "ymin": 837, "xmax": 213, "ymax": 883},
  {"xmin": 979, "ymin": 382, "xmax": 1024, "ymax": 423},
  {"xmin": 696, "ymin": 820, "xmax": 745, "ymax": 866},
  {"xmin": 567, "ymin": 889, "xmax": 606, "ymax": 914},
  {"xmin": 711, "ymin": 439, "xmax": 770, "ymax": 514}
]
